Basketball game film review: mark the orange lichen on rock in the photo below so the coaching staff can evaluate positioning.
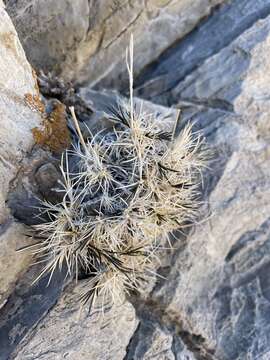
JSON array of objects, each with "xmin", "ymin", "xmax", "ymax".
[
  {"xmin": 31, "ymin": 101, "xmax": 71, "ymax": 154},
  {"xmin": 24, "ymin": 93, "xmax": 45, "ymax": 114},
  {"xmin": 25, "ymin": 93, "xmax": 70, "ymax": 153}
]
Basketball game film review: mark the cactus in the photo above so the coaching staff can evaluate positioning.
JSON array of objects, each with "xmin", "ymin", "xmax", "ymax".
[{"xmin": 30, "ymin": 37, "xmax": 207, "ymax": 309}]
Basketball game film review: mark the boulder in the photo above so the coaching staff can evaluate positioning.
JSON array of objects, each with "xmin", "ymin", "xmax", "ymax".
[
  {"xmin": 0, "ymin": 3, "xmax": 42, "ymax": 306},
  {"xmin": 0, "ymin": 87, "xmax": 180, "ymax": 360},
  {"xmin": 126, "ymin": 6, "xmax": 270, "ymax": 360},
  {"xmin": 13, "ymin": 283, "xmax": 138, "ymax": 360},
  {"xmin": 135, "ymin": 0, "xmax": 270, "ymax": 105},
  {"xmin": 2, "ymin": 0, "xmax": 270, "ymax": 359},
  {"xmin": 13, "ymin": 4, "xmax": 270, "ymax": 360},
  {"xmin": 5, "ymin": 0, "xmax": 225, "ymax": 87}
]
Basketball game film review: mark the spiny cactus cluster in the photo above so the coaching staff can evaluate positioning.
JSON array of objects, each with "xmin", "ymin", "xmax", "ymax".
[{"xmin": 30, "ymin": 38, "xmax": 207, "ymax": 309}]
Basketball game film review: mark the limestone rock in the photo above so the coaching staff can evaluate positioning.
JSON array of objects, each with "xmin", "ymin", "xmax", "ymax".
[
  {"xmin": 0, "ymin": 223, "xmax": 32, "ymax": 308},
  {"xmin": 0, "ymin": 264, "xmax": 66, "ymax": 360},
  {"xmin": 76, "ymin": 87, "xmax": 179, "ymax": 135},
  {"xmin": 5, "ymin": 0, "xmax": 225, "ymax": 87},
  {"xmin": 3, "ymin": 1, "xmax": 270, "ymax": 359},
  {"xmin": 0, "ymin": 86, "xmax": 180, "ymax": 360},
  {"xmin": 0, "ymin": 4, "xmax": 42, "ymax": 305},
  {"xmin": 124, "ymin": 7, "xmax": 270, "ymax": 360},
  {"xmin": 135, "ymin": 0, "xmax": 270, "ymax": 105},
  {"xmin": 12, "ymin": 10, "xmax": 270, "ymax": 357},
  {"xmin": 13, "ymin": 283, "xmax": 138, "ymax": 360}
]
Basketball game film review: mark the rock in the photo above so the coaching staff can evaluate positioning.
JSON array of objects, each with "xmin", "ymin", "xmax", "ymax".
[
  {"xmin": 5, "ymin": 0, "xmax": 225, "ymax": 87},
  {"xmin": 13, "ymin": 282, "xmax": 138, "ymax": 360},
  {"xmin": 0, "ymin": 265, "xmax": 66, "ymax": 360},
  {"xmin": 135, "ymin": 0, "xmax": 270, "ymax": 105},
  {"xmin": 0, "ymin": 223, "xmax": 32, "ymax": 308},
  {"xmin": 3, "ymin": 1, "xmax": 270, "ymax": 359},
  {"xmin": 124, "ymin": 299, "xmax": 199, "ymax": 360},
  {"xmin": 1, "ymin": 86, "xmax": 180, "ymax": 359},
  {"xmin": 77, "ymin": 87, "xmax": 179, "ymax": 135},
  {"xmin": 0, "ymin": 4, "xmax": 42, "ymax": 305},
  {"xmin": 5, "ymin": 0, "xmax": 90, "ymax": 76},
  {"xmin": 12, "ymin": 9, "xmax": 270, "ymax": 357},
  {"xmin": 7, "ymin": 150, "xmax": 63, "ymax": 226},
  {"xmin": 34, "ymin": 162, "xmax": 61, "ymax": 199},
  {"xmin": 124, "ymin": 7, "xmax": 270, "ymax": 360}
]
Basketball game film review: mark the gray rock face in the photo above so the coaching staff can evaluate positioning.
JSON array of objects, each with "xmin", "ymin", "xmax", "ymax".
[
  {"xmin": 13, "ymin": 283, "xmax": 138, "ymax": 360},
  {"xmin": 0, "ymin": 3, "xmax": 42, "ymax": 306},
  {"xmin": 0, "ymin": 10, "xmax": 67, "ymax": 359},
  {"xmin": 12, "ymin": 2, "xmax": 270, "ymax": 360},
  {"xmin": 0, "ymin": 87, "xmax": 180, "ymax": 360},
  {"xmin": 135, "ymin": 0, "xmax": 270, "ymax": 105},
  {"xmin": 127, "ymin": 3, "xmax": 270, "ymax": 360},
  {"xmin": 5, "ymin": 0, "xmax": 90, "ymax": 74},
  {"xmin": 5, "ymin": 0, "xmax": 225, "ymax": 86},
  {"xmin": 2, "ymin": 0, "xmax": 270, "ymax": 359},
  {"xmin": 0, "ymin": 265, "xmax": 66, "ymax": 360}
]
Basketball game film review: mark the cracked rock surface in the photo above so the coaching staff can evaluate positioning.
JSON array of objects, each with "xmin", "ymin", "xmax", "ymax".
[
  {"xmin": 0, "ymin": 3, "xmax": 42, "ymax": 307},
  {"xmin": 1, "ymin": 0, "xmax": 270, "ymax": 359},
  {"xmin": 13, "ymin": 283, "xmax": 138, "ymax": 360},
  {"xmin": 5, "ymin": 0, "xmax": 225, "ymax": 86}
]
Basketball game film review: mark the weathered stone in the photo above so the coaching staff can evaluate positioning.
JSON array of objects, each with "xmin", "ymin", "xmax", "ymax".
[
  {"xmin": 0, "ymin": 223, "xmax": 32, "ymax": 308},
  {"xmin": 3, "ymin": 0, "xmax": 270, "ymax": 359},
  {"xmin": 1, "ymin": 87, "xmax": 181, "ymax": 359},
  {"xmin": 5, "ymin": 0, "xmax": 90, "ymax": 75},
  {"xmin": 124, "ymin": 306, "xmax": 199, "ymax": 360},
  {"xmin": 5, "ymin": 0, "xmax": 225, "ymax": 87},
  {"xmin": 0, "ymin": 4, "xmax": 42, "ymax": 305},
  {"xmin": 135, "ymin": 0, "xmax": 270, "ymax": 105},
  {"xmin": 13, "ymin": 282, "xmax": 138, "ymax": 360},
  {"xmin": 77, "ymin": 87, "xmax": 179, "ymax": 135},
  {"xmin": 34, "ymin": 162, "xmax": 61, "ymax": 198},
  {"xmin": 7, "ymin": 148, "xmax": 63, "ymax": 226},
  {"xmin": 12, "ymin": 10, "xmax": 270, "ymax": 356},
  {"xmin": 0, "ymin": 265, "xmax": 66, "ymax": 360},
  {"xmin": 126, "ymin": 324, "xmax": 176, "ymax": 360},
  {"xmin": 124, "ymin": 9, "xmax": 270, "ymax": 360}
]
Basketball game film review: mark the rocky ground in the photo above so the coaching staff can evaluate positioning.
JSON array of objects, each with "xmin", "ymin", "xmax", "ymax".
[{"xmin": 1, "ymin": 0, "xmax": 270, "ymax": 359}]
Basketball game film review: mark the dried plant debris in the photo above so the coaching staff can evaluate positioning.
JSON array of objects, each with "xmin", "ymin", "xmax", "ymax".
[
  {"xmin": 25, "ymin": 37, "xmax": 207, "ymax": 310},
  {"xmin": 37, "ymin": 70, "xmax": 94, "ymax": 122}
]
